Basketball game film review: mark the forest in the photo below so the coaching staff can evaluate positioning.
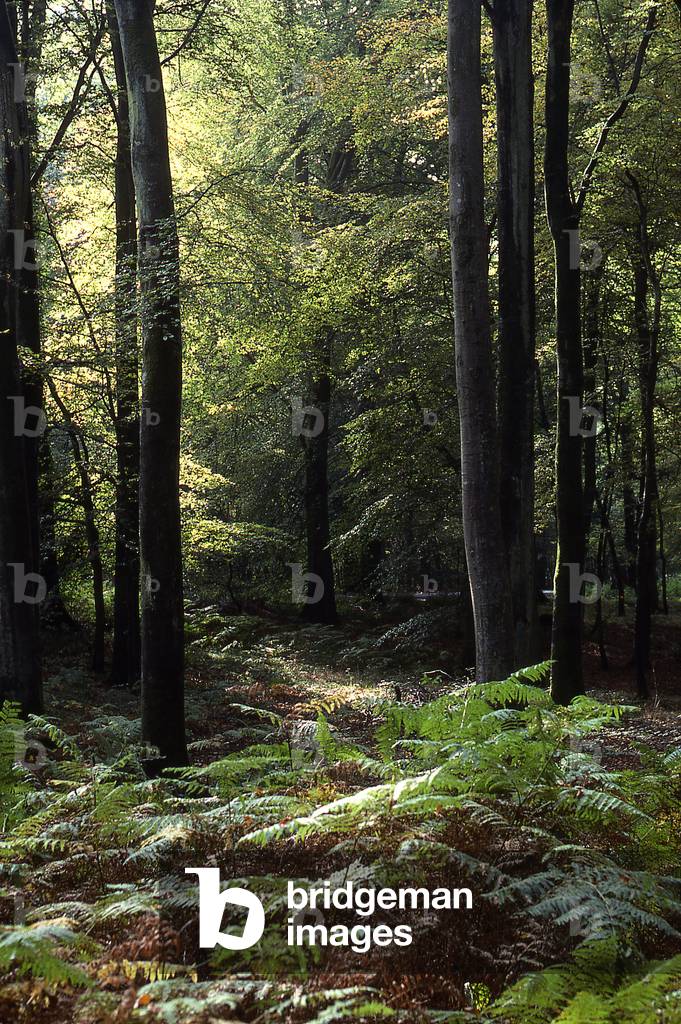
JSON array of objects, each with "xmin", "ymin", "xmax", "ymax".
[{"xmin": 1, "ymin": 0, "xmax": 681, "ymax": 1021}]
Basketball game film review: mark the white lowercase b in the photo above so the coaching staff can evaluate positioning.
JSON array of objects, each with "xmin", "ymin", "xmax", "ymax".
[{"xmin": 185, "ymin": 868, "xmax": 265, "ymax": 950}]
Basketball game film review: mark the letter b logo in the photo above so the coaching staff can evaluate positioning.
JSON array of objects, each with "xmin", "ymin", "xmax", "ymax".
[{"xmin": 185, "ymin": 868, "xmax": 265, "ymax": 950}]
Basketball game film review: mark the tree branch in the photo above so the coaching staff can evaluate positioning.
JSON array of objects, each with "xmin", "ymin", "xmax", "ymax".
[
  {"xmin": 160, "ymin": 0, "xmax": 212, "ymax": 66},
  {"xmin": 625, "ymin": 168, "xmax": 662, "ymax": 341},
  {"xmin": 31, "ymin": 19, "xmax": 106, "ymax": 186},
  {"xmin": 575, "ymin": 4, "xmax": 657, "ymax": 214},
  {"xmin": 593, "ymin": 0, "xmax": 620, "ymax": 92}
]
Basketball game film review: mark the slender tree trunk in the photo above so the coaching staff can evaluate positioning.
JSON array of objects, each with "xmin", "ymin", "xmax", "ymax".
[
  {"xmin": 69, "ymin": 432, "xmax": 106, "ymax": 673},
  {"xmin": 631, "ymin": 258, "xmax": 658, "ymax": 699},
  {"xmin": 301, "ymin": 339, "xmax": 337, "ymax": 625},
  {"xmin": 448, "ymin": 0, "xmax": 514, "ymax": 682},
  {"xmin": 46, "ymin": 381, "xmax": 106, "ymax": 671},
  {"xmin": 16, "ymin": 0, "xmax": 44, "ymax": 590},
  {"xmin": 77, "ymin": 443, "xmax": 106, "ymax": 674},
  {"xmin": 544, "ymin": 0, "xmax": 585, "ymax": 703},
  {"xmin": 658, "ymin": 504, "xmax": 668, "ymax": 616},
  {"xmin": 108, "ymin": 2, "xmax": 140, "ymax": 687},
  {"xmin": 595, "ymin": 488, "xmax": 625, "ymax": 617},
  {"xmin": 293, "ymin": 139, "xmax": 348, "ymax": 627},
  {"xmin": 626, "ymin": 170, "xmax": 661, "ymax": 699},
  {"xmin": 113, "ymin": 0, "xmax": 187, "ymax": 765},
  {"xmin": 0, "ymin": 3, "xmax": 41, "ymax": 713},
  {"xmin": 493, "ymin": 0, "xmax": 536, "ymax": 668},
  {"xmin": 582, "ymin": 269, "xmax": 602, "ymax": 544},
  {"xmin": 593, "ymin": 520, "xmax": 608, "ymax": 670},
  {"xmin": 39, "ymin": 442, "xmax": 59, "ymax": 603},
  {"xmin": 621, "ymin": 405, "xmax": 637, "ymax": 589},
  {"xmin": 542, "ymin": 2, "xmax": 655, "ymax": 700}
]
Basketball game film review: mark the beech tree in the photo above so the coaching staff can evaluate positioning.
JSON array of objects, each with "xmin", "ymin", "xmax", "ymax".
[
  {"xmin": 113, "ymin": 0, "xmax": 187, "ymax": 765},
  {"xmin": 492, "ymin": 0, "xmax": 537, "ymax": 667},
  {"xmin": 544, "ymin": 0, "xmax": 657, "ymax": 703},
  {"xmin": 627, "ymin": 171, "xmax": 661, "ymax": 699},
  {"xmin": 0, "ymin": 1, "xmax": 42, "ymax": 713},
  {"xmin": 448, "ymin": 0, "xmax": 514, "ymax": 682},
  {"xmin": 107, "ymin": 1, "xmax": 141, "ymax": 688}
]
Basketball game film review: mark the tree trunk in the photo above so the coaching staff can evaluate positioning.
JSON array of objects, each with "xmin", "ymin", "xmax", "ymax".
[
  {"xmin": 301, "ymin": 339, "xmax": 337, "ymax": 625},
  {"xmin": 16, "ymin": 2, "xmax": 44, "ymax": 586},
  {"xmin": 292, "ymin": 138, "xmax": 347, "ymax": 627},
  {"xmin": 626, "ymin": 169, "xmax": 661, "ymax": 700},
  {"xmin": 46, "ymin": 380, "xmax": 106, "ymax": 672},
  {"xmin": 448, "ymin": 0, "xmax": 514, "ymax": 682},
  {"xmin": 595, "ymin": 488, "xmax": 625, "ymax": 618},
  {"xmin": 493, "ymin": 0, "xmax": 536, "ymax": 669},
  {"xmin": 632, "ymin": 257, "xmax": 659, "ymax": 699},
  {"xmin": 582, "ymin": 269, "xmax": 602, "ymax": 544},
  {"xmin": 593, "ymin": 519, "xmax": 608, "ymax": 670},
  {"xmin": 0, "ymin": 3, "xmax": 41, "ymax": 713},
  {"xmin": 544, "ymin": 0, "xmax": 585, "ymax": 703},
  {"xmin": 108, "ymin": 2, "xmax": 141, "ymax": 688},
  {"xmin": 113, "ymin": 0, "xmax": 187, "ymax": 765},
  {"xmin": 22, "ymin": 1, "xmax": 76, "ymax": 628},
  {"xmin": 658, "ymin": 504, "xmax": 668, "ymax": 616},
  {"xmin": 621, "ymin": 406, "xmax": 637, "ymax": 589},
  {"xmin": 70, "ymin": 432, "xmax": 106, "ymax": 673}
]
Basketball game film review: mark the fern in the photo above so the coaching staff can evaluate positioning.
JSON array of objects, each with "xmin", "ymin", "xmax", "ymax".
[
  {"xmin": 493, "ymin": 941, "xmax": 681, "ymax": 1023},
  {"xmin": 0, "ymin": 922, "xmax": 92, "ymax": 986}
]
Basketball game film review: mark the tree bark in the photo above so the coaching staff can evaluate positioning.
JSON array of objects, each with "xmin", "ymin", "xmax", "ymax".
[
  {"xmin": 113, "ymin": 0, "xmax": 187, "ymax": 765},
  {"xmin": 448, "ymin": 0, "xmax": 514, "ymax": 682},
  {"xmin": 292, "ymin": 136, "xmax": 346, "ymax": 627},
  {"xmin": 108, "ymin": 2, "xmax": 141, "ymax": 688},
  {"xmin": 544, "ymin": 0, "xmax": 585, "ymax": 703},
  {"xmin": 0, "ymin": 2, "xmax": 41, "ymax": 713},
  {"xmin": 543, "ymin": 1, "xmax": 656, "ymax": 702},
  {"xmin": 15, "ymin": 0, "xmax": 42, "ymax": 645},
  {"xmin": 493, "ymin": 0, "xmax": 537, "ymax": 669},
  {"xmin": 658, "ymin": 503, "xmax": 668, "ymax": 616},
  {"xmin": 582, "ymin": 269, "xmax": 602, "ymax": 544},
  {"xmin": 627, "ymin": 175, "xmax": 661, "ymax": 699},
  {"xmin": 621, "ymin": 404, "xmax": 637, "ymax": 589}
]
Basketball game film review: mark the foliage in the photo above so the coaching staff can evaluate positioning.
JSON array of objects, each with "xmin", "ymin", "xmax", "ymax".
[{"xmin": 2, "ymin": 639, "xmax": 681, "ymax": 1019}]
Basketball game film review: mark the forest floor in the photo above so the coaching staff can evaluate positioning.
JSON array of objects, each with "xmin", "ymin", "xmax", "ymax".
[
  {"xmin": 51, "ymin": 597, "xmax": 681, "ymax": 773},
  {"xmin": 3, "ymin": 599, "xmax": 681, "ymax": 1023}
]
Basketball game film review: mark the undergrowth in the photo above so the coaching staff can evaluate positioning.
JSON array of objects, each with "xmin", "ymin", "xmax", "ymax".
[{"xmin": 1, "ymin": 660, "xmax": 680, "ymax": 1022}]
